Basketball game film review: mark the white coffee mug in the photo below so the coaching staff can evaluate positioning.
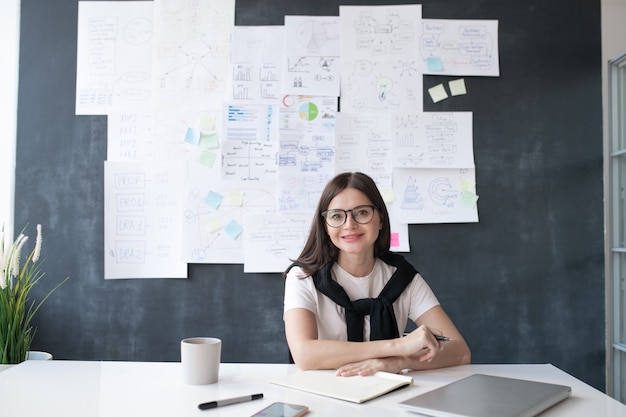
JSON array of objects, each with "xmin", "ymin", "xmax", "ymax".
[{"xmin": 180, "ymin": 337, "xmax": 222, "ymax": 385}]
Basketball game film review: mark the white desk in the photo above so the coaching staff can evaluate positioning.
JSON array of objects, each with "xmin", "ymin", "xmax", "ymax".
[{"xmin": 0, "ymin": 361, "xmax": 624, "ymax": 416}]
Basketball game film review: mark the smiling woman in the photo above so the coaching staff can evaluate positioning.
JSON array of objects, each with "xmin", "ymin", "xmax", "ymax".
[{"xmin": 283, "ymin": 172, "xmax": 471, "ymax": 376}]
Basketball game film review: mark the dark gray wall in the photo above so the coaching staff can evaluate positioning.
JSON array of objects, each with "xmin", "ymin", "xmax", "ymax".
[{"xmin": 15, "ymin": 0, "xmax": 604, "ymax": 390}]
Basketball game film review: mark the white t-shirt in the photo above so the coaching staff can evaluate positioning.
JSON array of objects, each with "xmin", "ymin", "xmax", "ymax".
[{"xmin": 284, "ymin": 258, "xmax": 440, "ymax": 341}]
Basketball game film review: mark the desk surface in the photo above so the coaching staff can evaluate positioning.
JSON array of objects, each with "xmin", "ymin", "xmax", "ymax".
[{"xmin": 1, "ymin": 361, "xmax": 624, "ymax": 416}]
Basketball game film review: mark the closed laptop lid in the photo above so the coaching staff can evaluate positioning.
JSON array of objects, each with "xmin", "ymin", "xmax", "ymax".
[{"xmin": 399, "ymin": 373, "xmax": 571, "ymax": 417}]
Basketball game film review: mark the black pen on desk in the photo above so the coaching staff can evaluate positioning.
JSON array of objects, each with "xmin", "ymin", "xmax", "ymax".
[{"xmin": 198, "ymin": 393, "xmax": 264, "ymax": 410}]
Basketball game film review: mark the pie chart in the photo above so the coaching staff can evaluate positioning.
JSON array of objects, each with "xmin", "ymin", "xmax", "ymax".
[{"xmin": 298, "ymin": 102, "xmax": 318, "ymax": 121}]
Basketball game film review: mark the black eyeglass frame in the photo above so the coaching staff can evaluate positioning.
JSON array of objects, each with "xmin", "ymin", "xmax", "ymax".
[{"xmin": 320, "ymin": 204, "xmax": 379, "ymax": 228}]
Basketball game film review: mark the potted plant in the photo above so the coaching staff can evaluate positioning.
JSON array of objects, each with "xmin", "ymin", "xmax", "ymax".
[{"xmin": 0, "ymin": 224, "xmax": 67, "ymax": 364}]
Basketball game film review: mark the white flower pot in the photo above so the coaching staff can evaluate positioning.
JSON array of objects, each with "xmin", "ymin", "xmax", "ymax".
[
  {"xmin": 25, "ymin": 351, "xmax": 53, "ymax": 360},
  {"xmin": 0, "ymin": 350, "xmax": 53, "ymax": 371}
]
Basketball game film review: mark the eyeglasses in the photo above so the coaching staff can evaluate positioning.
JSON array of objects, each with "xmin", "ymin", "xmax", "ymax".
[{"xmin": 321, "ymin": 205, "xmax": 378, "ymax": 228}]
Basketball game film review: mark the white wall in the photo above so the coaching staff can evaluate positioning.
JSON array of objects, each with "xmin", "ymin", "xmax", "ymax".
[{"xmin": 0, "ymin": 0, "xmax": 20, "ymax": 235}]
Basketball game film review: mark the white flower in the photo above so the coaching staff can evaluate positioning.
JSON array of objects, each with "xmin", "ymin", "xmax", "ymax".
[
  {"xmin": 0, "ymin": 227, "xmax": 7, "ymax": 289},
  {"xmin": 33, "ymin": 224, "xmax": 42, "ymax": 263},
  {"xmin": 10, "ymin": 234, "xmax": 28, "ymax": 280}
]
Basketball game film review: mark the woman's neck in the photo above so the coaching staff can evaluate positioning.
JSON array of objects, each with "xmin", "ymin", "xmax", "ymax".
[{"xmin": 336, "ymin": 253, "xmax": 376, "ymax": 277}]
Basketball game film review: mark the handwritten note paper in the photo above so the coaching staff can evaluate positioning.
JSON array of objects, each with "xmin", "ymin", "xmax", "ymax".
[
  {"xmin": 392, "ymin": 112, "xmax": 474, "ymax": 168},
  {"xmin": 392, "ymin": 167, "xmax": 478, "ymax": 224},
  {"xmin": 76, "ymin": 1, "xmax": 153, "ymax": 115},
  {"xmin": 104, "ymin": 160, "xmax": 187, "ymax": 279},
  {"xmin": 243, "ymin": 213, "xmax": 310, "ymax": 272},
  {"xmin": 340, "ymin": 4, "xmax": 423, "ymax": 113},
  {"xmin": 230, "ymin": 26, "xmax": 284, "ymax": 102},
  {"xmin": 282, "ymin": 16, "xmax": 341, "ymax": 97},
  {"xmin": 420, "ymin": 19, "xmax": 500, "ymax": 77}
]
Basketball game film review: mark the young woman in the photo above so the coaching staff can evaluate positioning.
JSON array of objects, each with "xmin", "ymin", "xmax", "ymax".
[{"xmin": 284, "ymin": 172, "xmax": 470, "ymax": 376}]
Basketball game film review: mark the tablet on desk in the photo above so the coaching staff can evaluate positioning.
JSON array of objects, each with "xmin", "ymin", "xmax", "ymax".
[{"xmin": 399, "ymin": 373, "xmax": 571, "ymax": 417}]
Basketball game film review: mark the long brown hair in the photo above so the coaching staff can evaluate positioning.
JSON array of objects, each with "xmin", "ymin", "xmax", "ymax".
[{"xmin": 286, "ymin": 172, "xmax": 391, "ymax": 276}]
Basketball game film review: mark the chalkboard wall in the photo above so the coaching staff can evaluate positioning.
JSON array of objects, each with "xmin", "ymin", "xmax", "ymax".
[{"xmin": 15, "ymin": 0, "xmax": 604, "ymax": 390}]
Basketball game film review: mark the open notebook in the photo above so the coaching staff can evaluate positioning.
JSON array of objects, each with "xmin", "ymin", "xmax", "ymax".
[
  {"xmin": 269, "ymin": 370, "xmax": 413, "ymax": 403},
  {"xmin": 399, "ymin": 373, "xmax": 571, "ymax": 417}
]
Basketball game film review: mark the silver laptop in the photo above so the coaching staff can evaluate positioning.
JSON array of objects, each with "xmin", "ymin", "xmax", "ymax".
[{"xmin": 399, "ymin": 374, "xmax": 571, "ymax": 417}]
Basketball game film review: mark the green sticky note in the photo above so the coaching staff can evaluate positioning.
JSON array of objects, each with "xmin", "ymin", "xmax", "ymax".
[
  {"xmin": 200, "ymin": 132, "xmax": 219, "ymax": 149},
  {"xmin": 460, "ymin": 191, "xmax": 479, "ymax": 208},
  {"xmin": 199, "ymin": 150, "xmax": 217, "ymax": 168}
]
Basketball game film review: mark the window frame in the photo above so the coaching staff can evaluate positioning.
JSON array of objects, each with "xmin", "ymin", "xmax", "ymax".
[{"xmin": 608, "ymin": 51, "xmax": 626, "ymax": 402}]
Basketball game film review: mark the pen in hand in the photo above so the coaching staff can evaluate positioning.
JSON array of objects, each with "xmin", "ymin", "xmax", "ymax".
[
  {"xmin": 198, "ymin": 393, "xmax": 264, "ymax": 410},
  {"xmin": 403, "ymin": 332, "xmax": 450, "ymax": 341}
]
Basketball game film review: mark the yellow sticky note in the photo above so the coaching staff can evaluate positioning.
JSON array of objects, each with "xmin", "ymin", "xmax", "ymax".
[
  {"xmin": 199, "ymin": 113, "xmax": 216, "ymax": 131},
  {"xmin": 428, "ymin": 84, "xmax": 448, "ymax": 103},
  {"xmin": 458, "ymin": 177, "xmax": 476, "ymax": 193},
  {"xmin": 204, "ymin": 216, "xmax": 222, "ymax": 234},
  {"xmin": 379, "ymin": 188, "xmax": 395, "ymax": 204},
  {"xmin": 226, "ymin": 190, "xmax": 244, "ymax": 207},
  {"xmin": 449, "ymin": 78, "xmax": 467, "ymax": 96}
]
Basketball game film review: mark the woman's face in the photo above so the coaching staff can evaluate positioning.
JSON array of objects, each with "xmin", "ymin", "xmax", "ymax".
[{"xmin": 324, "ymin": 187, "xmax": 382, "ymax": 258}]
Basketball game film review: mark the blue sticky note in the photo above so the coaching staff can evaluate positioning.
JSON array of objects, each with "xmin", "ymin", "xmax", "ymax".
[
  {"xmin": 224, "ymin": 219, "xmax": 243, "ymax": 240},
  {"xmin": 203, "ymin": 191, "xmax": 223, "ymax": 209},
  {"xmin": 426, "ymin": 57, "xmax": 443, "ymax": 72},
  {"xmin": 184, "ymin": 127, "xmax": 200, "ymax": 145}
]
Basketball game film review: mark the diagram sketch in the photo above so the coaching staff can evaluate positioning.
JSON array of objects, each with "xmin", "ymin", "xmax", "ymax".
[
  {"xmin": 392, "ymin": 167, "xmax": 479, "ymax": 224},
  {"xmin": 420, "ymin": 19, "xmax": 500, "ymax": 76},
  {"xmin": 151, "ymin": 0, "xmax": 234, "ymax": 109},
  {"xmin": 221, "ymin": 140, "xmax": 279, "ymax": 182},
  {"xmin": 278, "ymin": 96, "xmax": 337, "ymax": 214},
  {"xmin": 283, "ymin": 16, "xmax": 341, "ymax": 96},
  {"xmin": 392, "ymin": 112, "xmax": 474, "ymax": 168},
  {"xmin": 104, "ymin": 160, "xmax": 187, "ymax": 279},
  {"xmin": 339, "ymin": 4, "xmax": 423, "ymax": 113},
  {"xmin": 335, "ymin": 112, "xmax": 393, "ymax": 189},
  {"xmin": 229, "ymin": 26, "xmax": 284, "ymax": 102},
  {"xmin": 107, "ymin": 107, "xmax": 223, "ymax": 178},
  {"xmin": 182, "ymin": 181, "xmax": 277, "ymax": 264},
  {"xmin": 242, "ymin": 213, "xmax": 311, "ymax": 273},
  {"xmin": 223, "ymin": 103, "xmax": 278, "ymax": 142},
  {"xmin": 76, "ymin": 1, "xmax": 154, "ymax": 115}
]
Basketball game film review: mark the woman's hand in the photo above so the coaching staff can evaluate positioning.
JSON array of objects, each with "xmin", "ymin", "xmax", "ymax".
[
  {"xmin": 397, "ymin": 324, "xmax": 444, "ymax": 361},
  {"xmin": 336, "ymin": 357, "xmax": 403, "ymax": 376},
  {"xmin": 335, "ymin": 325, "xmax": 445, "ymax": 376}
]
